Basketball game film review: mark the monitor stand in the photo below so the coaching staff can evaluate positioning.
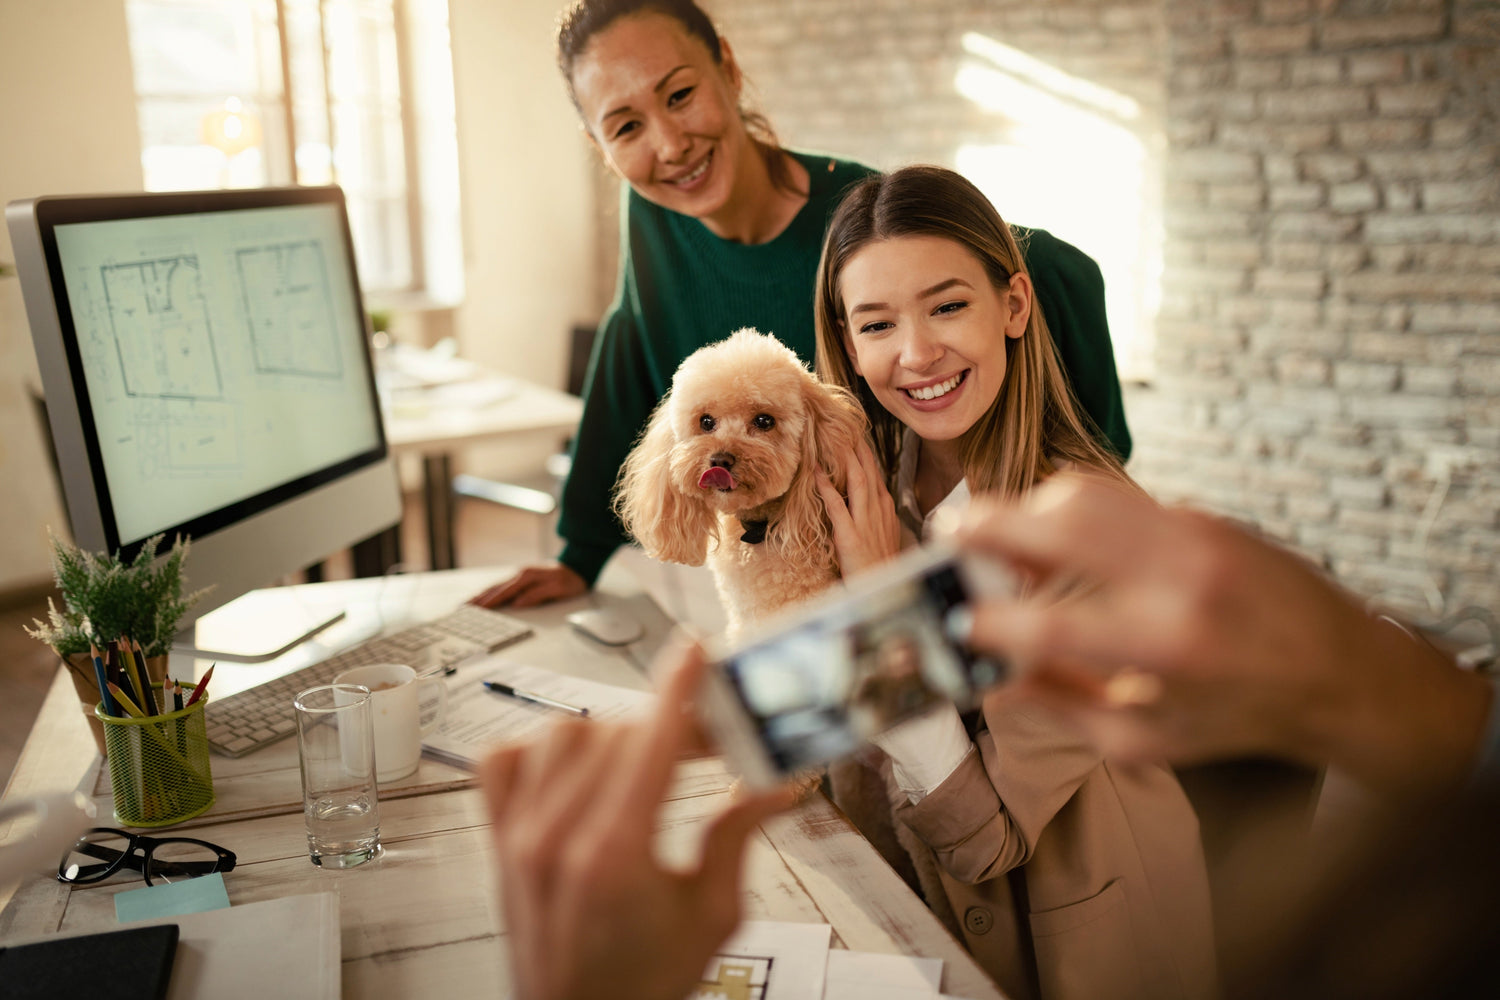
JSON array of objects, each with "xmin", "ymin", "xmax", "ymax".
[{"xmin": 173, "ymin": 588, "xmax": 350, "ymax": 664}]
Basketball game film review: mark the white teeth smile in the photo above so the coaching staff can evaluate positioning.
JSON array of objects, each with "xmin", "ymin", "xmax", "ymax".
[
  {"xmin": 904, "ymin": 372, "xmax": 965, "ymax": 401},
  {"xmin": 675, "ymin": 155, "xmax": 710, "ymax": 184}
]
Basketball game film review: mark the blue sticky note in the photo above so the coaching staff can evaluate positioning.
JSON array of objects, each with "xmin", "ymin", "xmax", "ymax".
[{"xmin": 114, "ymin": 871, "xmax": 231, "ymax": 923}]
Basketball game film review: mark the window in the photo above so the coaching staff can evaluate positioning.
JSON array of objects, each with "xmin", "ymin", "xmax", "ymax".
[
  {"xmin": 125, "ymin": 0, "xmax": 462, "ymax": 301},
  {"xmin": 954, "ymin": 33, "xmax": 1161, "ymax": 381}
]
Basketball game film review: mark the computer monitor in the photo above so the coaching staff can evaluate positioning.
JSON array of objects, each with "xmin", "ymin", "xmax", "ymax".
[{"xmin": 7, "ymin": 185, "xmax": 402, "ymax": 658}]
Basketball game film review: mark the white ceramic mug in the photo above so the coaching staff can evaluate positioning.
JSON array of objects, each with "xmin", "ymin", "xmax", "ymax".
[{"xmin": 333, "ymin": 663, "xmax": 447, "ymax": 783}]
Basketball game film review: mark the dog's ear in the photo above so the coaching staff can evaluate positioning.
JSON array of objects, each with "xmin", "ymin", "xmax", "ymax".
[
  {"xmin": 613, "ymin": 398, "xmax": 715, "ymax": 566},
  {"xmin": 775, "ymin": 376, "xmax": 869, "ymax": 570}
]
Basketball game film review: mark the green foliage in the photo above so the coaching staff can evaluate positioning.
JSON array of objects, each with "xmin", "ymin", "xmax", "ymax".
[{"xmin": 24, "ymin": 530, "xmax": 212, "ymax": 658}]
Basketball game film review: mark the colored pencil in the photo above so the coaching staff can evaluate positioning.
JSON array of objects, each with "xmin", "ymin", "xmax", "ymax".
[
  {"xmin": 183, "ymin": 663, "xmax": 215, "ymax": 707},
  {"xmin": 120, "ymin": 636, "xmax": 157, "ymax": 716},
  {"xmin": 89, "ymin": 643, "xmax": 119, "ymax": 716},
  {"xmin": 107, "ymin": 682, "xmax": 146, "ymax": 718},
  {"xmin": 134, "ymin": 638, "xmax": 160, "ymax": 715}
]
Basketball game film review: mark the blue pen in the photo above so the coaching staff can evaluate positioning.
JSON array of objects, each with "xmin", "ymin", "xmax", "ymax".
[{"xmin": 89, "ymin": 643, "xmax": 119, "ymax": 716}]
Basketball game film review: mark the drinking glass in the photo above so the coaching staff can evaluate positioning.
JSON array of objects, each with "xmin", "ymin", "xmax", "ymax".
[{"xmin": 294, "ymin": 683, "xmax": 382, "ymax": 869}]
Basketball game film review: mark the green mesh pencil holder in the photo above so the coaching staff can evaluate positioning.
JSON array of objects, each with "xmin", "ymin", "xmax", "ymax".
[{"xmin": 96, "ymin": 684, "xmax": 215, "ymax": 828}]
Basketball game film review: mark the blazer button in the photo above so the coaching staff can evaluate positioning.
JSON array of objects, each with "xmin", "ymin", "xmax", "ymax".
[{"xmin": 964, "ymin": 906, "xmax": 993, "ymax": 936}]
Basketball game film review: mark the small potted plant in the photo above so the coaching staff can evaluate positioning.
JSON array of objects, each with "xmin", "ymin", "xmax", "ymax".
[{"xmin": 25, "ymin": 530, "xmax": 210, "ymax": 754}]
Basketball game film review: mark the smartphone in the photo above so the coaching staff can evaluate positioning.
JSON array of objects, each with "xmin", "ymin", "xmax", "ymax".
[{"xmin": 699, "ymin": 543, "xmax": 1014, "ymax": 789}]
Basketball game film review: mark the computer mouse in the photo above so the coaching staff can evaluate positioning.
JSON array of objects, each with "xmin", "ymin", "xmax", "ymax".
[{"xmin": 566, "ymin": 607, "xmax": 645, "ymax": 646}]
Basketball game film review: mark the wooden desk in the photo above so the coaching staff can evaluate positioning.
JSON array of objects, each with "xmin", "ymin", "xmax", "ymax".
[{"xmin": 0, "ymin": 569, "xmax": 1004, "ymax": 999}]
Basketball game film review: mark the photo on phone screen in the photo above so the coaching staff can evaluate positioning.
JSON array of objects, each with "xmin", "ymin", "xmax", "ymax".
[{"xmin": 716, "ymin": 555, "xmax": 1006, "ymax": 774}]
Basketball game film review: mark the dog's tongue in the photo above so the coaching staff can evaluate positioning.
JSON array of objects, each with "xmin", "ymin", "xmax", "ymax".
[{"xmin": 698, "ymin": 466, "xmax": 736, "ymax": 491}]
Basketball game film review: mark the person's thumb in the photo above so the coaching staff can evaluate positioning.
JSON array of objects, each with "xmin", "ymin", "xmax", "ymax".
[{"xmin": 697, "ymin": 786, "xmax": 796, "ymax": 897}]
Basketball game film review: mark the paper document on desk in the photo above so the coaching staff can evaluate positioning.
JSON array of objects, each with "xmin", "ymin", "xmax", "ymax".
[
  {"xmin": 694, "ymin": 920, "xmax": 832, "ymax": 1000},
  {"xmin": 823, "ymin": 949, "xmax": 943, "ymax": 999},
  {"xmin": 422, "ymin": 661, "xmax": 652, "ymax": 769},
  {"xmin": 121, "ymin": 891, "xmax": 340, "ymax": 1000}
]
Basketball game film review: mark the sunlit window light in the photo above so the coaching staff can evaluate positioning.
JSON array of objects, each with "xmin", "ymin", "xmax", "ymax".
[
  {"xmin": 961, "ymin": 32, "xmax": 1141, "ymax": 122},
  {"xmin": 955, "ymin": 35, "xmax": 1161, "ymax": 381},
  {"xmin": 125, "ymin": 0, "xmax": 461, "ymax": 301}
]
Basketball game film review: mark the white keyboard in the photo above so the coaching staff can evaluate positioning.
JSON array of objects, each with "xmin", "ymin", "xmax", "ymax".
[{"xmin": 204, "ymin": 604, "xmax": 532, "ymax": 757}]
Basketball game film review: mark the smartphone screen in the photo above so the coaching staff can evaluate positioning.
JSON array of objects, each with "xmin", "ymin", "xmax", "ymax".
[{"xmin": 716, "ymin": 556, "xmax": 1006, "ymax": 774}]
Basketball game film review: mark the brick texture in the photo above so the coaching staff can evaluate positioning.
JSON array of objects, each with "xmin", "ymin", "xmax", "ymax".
[
  {"xmin": 1144, "ymin": 0, "xmax": 1500, "ymax": 619},
  {"xmin": 599, "ymin": 0, "xmax": 1500, "ymax": 621}
]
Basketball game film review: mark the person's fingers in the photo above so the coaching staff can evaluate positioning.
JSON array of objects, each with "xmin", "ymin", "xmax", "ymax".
[
  {"xmin": 844, "ymin": 447, "xmax": 870, "ymax": 506},
  {"xmin": 471, "ymin": 566, "xmax": 587, "ymax": 609},
  {"xmin": 957, "ymin": 474, "xmax": 1168, "ymax": 587},
  {"xmin": 521, "ymin": 724, "xmax": 639, "ymax": 884},
  {"xmin": 477, "ymin": 744, "xmax": 524, "ymax": 827},
  {"xmin": 512, "ymin": 568, "xmax": 585, "ymax": 608},
  {"xmin": 620, "ymin": 636, "xmax": 708, "ymax": 810},
  {"xmin": 1007, "ymin": 669, "xmax": 1162, "ymax": 762},
  {"xmin": 506, "ymin": 580, "xmax": 556, "ymax": 609},
  {"xmin": 469, "ymin": 567, "xmax": 544, "ymax": 608},
  {"xmin": 961, "ymin": 595, "xmax": 1143, "ymax": 680},
  {"xmin": 695, "ymin": 785, "xmax": 798, "ymax": 914},
  {"xmin": 856, "ymin": 437, "xmax": 883, "ymax": 490},
  {"xmin": 503, "ymin": 719, "xmax": 592, "ymax": 829},
  {"xmin": 815, "ymin": 469, "xmax": 855, "ymax": 532},
  {"xmin": 469, "ymin": 581, "xmax": 519, "ymax": 608},
  {"xmin": 1006, "ymin": 657, "xmax": 1112, "ymax": 701},
  {"xmin": 481, "ymin": 744, "xmax": 546, "ymax": 948},
  {"xmin": 847, "ymin": 438, "xmax": 888, "ymax": 518},
  {"xmin": 815, "ymin": 468, "xmax": 846, "ymax": 508},
  {"xmin": 496, "ymin": 720, "xmax": 611, "ymax": 914}
]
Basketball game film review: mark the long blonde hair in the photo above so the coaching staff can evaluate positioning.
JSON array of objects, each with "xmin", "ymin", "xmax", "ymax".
[{"xmin": 813, "ymin": 165, "xmax": 1129, "ymax": 499}]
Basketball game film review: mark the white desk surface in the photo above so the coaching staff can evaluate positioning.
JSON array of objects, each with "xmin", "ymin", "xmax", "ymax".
[
  {"xmin": 382, "ymin": 373, "xmax": 583, "ymax": 455},
  {"xmin": 0, "ymin": 568, "xmax": 1005, "ymax": 999}
]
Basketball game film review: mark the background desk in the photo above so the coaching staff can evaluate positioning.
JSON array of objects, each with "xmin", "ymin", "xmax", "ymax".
[
  {"xmin": 384, "ymin": 377, "xmax": 583, "ymax": 571},
  {"xmin": 0, "ymin": 569, "xmax": 1004, "ymax": 999},
  {"xmin": 369, "ymin": 342, "xmax": 584, "ymax": 574}
]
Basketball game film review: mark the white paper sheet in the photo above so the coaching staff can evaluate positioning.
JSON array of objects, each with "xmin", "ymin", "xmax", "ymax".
[
  {"xmin": 122, "ymin": 892, "xmax": 340, "ymax": 1000},
  {"xmin": 421, "ymin": 661, "xmax": 652, "ymax": 768},
  {"xmin": 693, "ymin": 920, "xmax": 832, "ymax": 1000},
  {"xmin": 823, "ymin": 949, "xmax": 943, "ymax": 999}
]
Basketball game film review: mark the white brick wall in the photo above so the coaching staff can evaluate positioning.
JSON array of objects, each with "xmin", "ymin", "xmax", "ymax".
[{"xmin": 1143, "ymin": 0, "xmax": 1500, "ymax": 619}]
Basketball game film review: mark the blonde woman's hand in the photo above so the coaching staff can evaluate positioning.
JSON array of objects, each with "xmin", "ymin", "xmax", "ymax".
[{"xmin": 817, "ymin": 438, "xmax": 902, "ymax": 578}]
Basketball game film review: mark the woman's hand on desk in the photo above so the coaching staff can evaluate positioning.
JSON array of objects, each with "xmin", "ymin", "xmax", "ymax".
[
  {"xmin": 470, "ymin": 564, "xmax": 587, "ymax": 610},
  {"xmin": 479, "ymin": 637, "xmax": 796, "ymax": 1000}
]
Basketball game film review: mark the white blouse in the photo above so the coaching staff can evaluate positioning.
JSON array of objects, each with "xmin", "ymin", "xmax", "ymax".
[{"xmin": 871, "ymin": 429, "xmax": 976, "ymax": 802}]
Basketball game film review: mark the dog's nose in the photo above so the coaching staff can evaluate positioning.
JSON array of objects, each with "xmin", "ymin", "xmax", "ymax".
[{"xmin": 708, "ymin": 452, "xmax": 736, "ymax": 470}]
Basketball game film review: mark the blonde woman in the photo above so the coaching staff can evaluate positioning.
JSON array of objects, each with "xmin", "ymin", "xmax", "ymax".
[{"xmin": 813, "ymin": 165, "xmax": 1217, "ymax": 1000}]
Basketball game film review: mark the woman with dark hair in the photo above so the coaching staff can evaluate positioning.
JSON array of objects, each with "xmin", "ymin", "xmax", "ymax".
[{"xmin": 472, "ymin": 0, "xmax": 1130, "ymax": 610}]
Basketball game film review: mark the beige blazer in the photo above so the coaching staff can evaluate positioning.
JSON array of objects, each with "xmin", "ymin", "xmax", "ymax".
[{"xmin": 833, "ymin": 691, "xmax": 1218, "ymax": 1000}]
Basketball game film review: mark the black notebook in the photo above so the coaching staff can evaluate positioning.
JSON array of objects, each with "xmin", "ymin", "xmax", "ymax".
[{"xmin": 0, "ymin": 924, "xmax": 178, "ymax": 1000}]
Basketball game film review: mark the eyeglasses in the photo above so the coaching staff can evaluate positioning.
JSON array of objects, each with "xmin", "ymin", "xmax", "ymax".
[{"xmin": 57, "ymin": 827, "xmax": 237, "ymax": 886}]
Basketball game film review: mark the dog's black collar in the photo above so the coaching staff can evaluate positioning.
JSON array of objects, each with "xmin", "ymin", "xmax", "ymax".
[{"xmin": 739, "ymin": 518, "xmax": 770, "ymax": 545}]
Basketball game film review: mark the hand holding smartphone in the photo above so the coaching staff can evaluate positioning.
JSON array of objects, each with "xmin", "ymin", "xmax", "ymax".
[{"xmin": 699, "ymin": 544, "xmax": 1015, "ymax": 789}]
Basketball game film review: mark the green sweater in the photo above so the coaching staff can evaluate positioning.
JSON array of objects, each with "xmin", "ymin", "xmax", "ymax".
[{"xmin": 557, "ymin": 151, "xmax": 1130, "ymax": 585}]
